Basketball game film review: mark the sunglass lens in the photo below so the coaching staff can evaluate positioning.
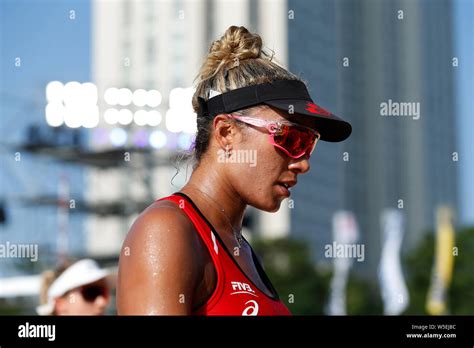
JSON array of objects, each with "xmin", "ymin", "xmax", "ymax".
[
  {"xmin": 273, "ymin": 125, "xmax": 317, "ymax": 158},
  {"xmin": 81, "ymin": 285, "xmax": 106, "ymax": 302}
]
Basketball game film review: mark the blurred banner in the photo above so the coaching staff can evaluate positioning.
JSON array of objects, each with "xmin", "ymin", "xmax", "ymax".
[
  {"xmin": 426, "ymin": 206, "xmax": 456, "ymax": 315},
  {"xmin": 378, "ymin": 209, "xmax": 409, "ymax": 315},
  {"xmin": 325, "ymin": 211, "xmax": 359, "ymax": 315}
]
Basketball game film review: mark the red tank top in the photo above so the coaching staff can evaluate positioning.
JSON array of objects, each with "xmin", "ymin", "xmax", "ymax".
[{"xmin": 157, "ymin": 192, "xmax": 292, "ymax": 316}]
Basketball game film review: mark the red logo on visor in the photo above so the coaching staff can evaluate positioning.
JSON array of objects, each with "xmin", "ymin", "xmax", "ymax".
[{"xmin": 305, "ymin": 102, "xmax": 331, "ymax": 117}]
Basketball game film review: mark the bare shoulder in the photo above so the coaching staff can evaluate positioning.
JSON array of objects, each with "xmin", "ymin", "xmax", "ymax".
[
  {"xmin": 122, "ymin": 199, "xmax": 200, "ymax": 258},
  {"xmin": 117, "ymin": 198, "xmax": 202, "ymax": 314},
  {"xmin": 127, "ymin": 199, "xmax": 196, "ymax": 244}
]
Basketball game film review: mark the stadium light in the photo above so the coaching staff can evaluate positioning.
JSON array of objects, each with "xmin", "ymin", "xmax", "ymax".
[
  {"xmin": 166, "ymin": 87, "xmax": 197, "ymax": 133},
  {"xmin": 182, "ymin": 112, "xmax": 197, "ymax": 133},
  {"xmin": 149, "ymin": 130, "xmax": 167, "ymax": 149},
  {"xmin": 64, "ymin": 106, "xmax": 82, "ymax": 128},
  {"xmin": 133, "ymin": 110, "xmax": 148, "ymax": 126},
  {"xmin": 110, "ymin": 128, "xmax": 127, "ymax": 147},
  {"xmin": 132, "ymin": 89, "xmax": 147, "ymax": 107},
  {"xmin": 147, "ymin": 110, "xmax": 162, "ymax": 126},
  {"xmin": 82, "ymin": 105, "xmax": 100, "ymax": 128},
  {"xmin": 46, "ymin": 81, "xmax": 101, "ymax": 129},
  {"xmin": 169, "ymin": 87, "xmax": 183, "ymax": 110},
  {"xmin": 46, "ymin": 81, "xmax": 64, "ymax": 103},
  {"xmin": 118, "ymin": 88, "xmax": 133, "ymax": 106},
  {"xmin": 165, "ymin": 108, "xmax": 182, "ymax": 133},
  {"xmin": 45, "ymin": 102, "xmax": 65, "ymax": 127},
  {"xmin": 146, "ymin": 89, "xmax": 162, "ymax": 107},
  {"xmin": 118, "ymin": 109, "xmax": 133, "ymax": 125},
  {"xmin": 104, "ymin": 87, "xmax": 120, "ymax": 106},
  {"xmin": 104, "ymin": 108, "xmax": 119, "ymax": 125},
  {"xmin": 63, "ymin": 81, "xmax": 82, "ymax": 107}
]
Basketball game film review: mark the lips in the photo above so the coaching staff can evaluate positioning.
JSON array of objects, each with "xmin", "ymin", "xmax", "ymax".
[
  {"xmin": 278, "ymin": 180, "xmax": 297, "ymax": 189},
  {"xmin": 276, "ymin": 180, "xmax": 297, "ymax": 197}
]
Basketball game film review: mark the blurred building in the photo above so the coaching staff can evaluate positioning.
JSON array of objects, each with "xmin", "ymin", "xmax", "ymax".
[{"xmin": 288, "ymin": 0, "xmax": 458, "ymax": 274}]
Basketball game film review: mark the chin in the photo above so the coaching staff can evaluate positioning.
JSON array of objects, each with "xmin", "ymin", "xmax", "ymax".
[
  {"xmin": 251, "ymin": 196, "xmax": 282, "ymax": 213},
  {"xmin": 266, "ymin": 205, "xmax": 281, "ymax": 213},
  {"xmin": 268, "ymin": 200, "xmax": 283, "ymax": 212}
]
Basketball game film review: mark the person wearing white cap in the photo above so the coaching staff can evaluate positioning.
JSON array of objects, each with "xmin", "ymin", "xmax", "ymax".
[{"xmin": 36, "ymin": 259, "xmax": 110, "ymax": 315}]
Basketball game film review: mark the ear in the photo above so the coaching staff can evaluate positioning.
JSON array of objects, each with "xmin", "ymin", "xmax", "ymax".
[{"xmin": 212, "ymin": 114, "xmax": 241, "ymax": 150}]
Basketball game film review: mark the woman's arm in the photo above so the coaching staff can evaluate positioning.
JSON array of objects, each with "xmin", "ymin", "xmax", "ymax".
[{"xmin": 117, "ymin": 202, "xmax": 201, "ymax": 315}]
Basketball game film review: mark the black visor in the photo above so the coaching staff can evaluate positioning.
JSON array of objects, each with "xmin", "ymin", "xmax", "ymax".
[{"xmin": 197, "ymin": 80, "xmax": 351, "ymax": 142}]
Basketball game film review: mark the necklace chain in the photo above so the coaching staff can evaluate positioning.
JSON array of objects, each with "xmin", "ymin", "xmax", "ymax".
[{"xmin": 186, "ymin": 186, "xmax": 244, "ymax": 248}]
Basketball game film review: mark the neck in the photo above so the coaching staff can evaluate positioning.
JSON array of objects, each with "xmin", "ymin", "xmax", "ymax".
[{"xmin": 180, "ymin": 163, "xmax": 246, "ymax": 237}]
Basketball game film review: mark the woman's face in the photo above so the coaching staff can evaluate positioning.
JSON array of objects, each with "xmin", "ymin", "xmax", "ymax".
[
  {"xmin": 55, "ymin": 280, "xmax": 109, "ymax": 315},
  {"xmin": 223, "ymin": 107, "xmax": 312, "ymax": 212}
]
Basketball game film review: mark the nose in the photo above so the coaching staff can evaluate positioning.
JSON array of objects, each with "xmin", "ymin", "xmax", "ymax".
[
  {"xmin": 94, "ymin": 295, "xmax": 109, "ymax": 312},
  {"xmin": 288, "ymin": 156, "xmax": 310, "ymax": 174}
]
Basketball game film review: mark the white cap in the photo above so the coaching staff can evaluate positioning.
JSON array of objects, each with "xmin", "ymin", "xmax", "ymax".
[{"xmin": 36, "ymin": 259, "xmax": 109, "ymax": 315}]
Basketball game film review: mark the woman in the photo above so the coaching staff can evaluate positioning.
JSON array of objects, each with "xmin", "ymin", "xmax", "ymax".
[
  {"xmin": 36, "ymin": 259, "xmax": 110, "ymax": 315},
  {"xmin": 117, "ymin": 26, "xmax": 351, "ymax": 315}
]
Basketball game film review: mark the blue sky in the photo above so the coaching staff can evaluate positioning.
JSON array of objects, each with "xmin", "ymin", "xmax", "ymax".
[{"xmin": 1, "ymin": 0, "xmax": 91, "ymax": 143}]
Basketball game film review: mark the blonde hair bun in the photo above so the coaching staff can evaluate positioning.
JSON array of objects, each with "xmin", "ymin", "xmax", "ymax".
[{"xmin": 200, "ymin": 26, "xmax": 265, "ymax": 81}]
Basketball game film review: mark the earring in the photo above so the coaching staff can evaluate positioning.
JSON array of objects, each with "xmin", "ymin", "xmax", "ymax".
[{"xmin": 225, "ymin": 145, "xmax": 231, "ymax": 158}]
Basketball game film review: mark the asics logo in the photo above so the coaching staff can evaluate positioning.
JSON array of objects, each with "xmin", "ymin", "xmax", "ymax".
[{"xmin": 242, "ymin": 300, "xmax": 259, "ymax": 316}]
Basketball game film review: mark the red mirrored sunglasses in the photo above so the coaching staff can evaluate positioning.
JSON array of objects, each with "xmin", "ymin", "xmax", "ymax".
[{"xmin": 228, "ymin": 114, "xmax": 320, "ymax": 159}]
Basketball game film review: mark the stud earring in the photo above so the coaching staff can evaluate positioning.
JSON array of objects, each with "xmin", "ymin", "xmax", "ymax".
[{"xmin": 225, "ymin": 145, "xmax": 231, "ymax": 158}]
